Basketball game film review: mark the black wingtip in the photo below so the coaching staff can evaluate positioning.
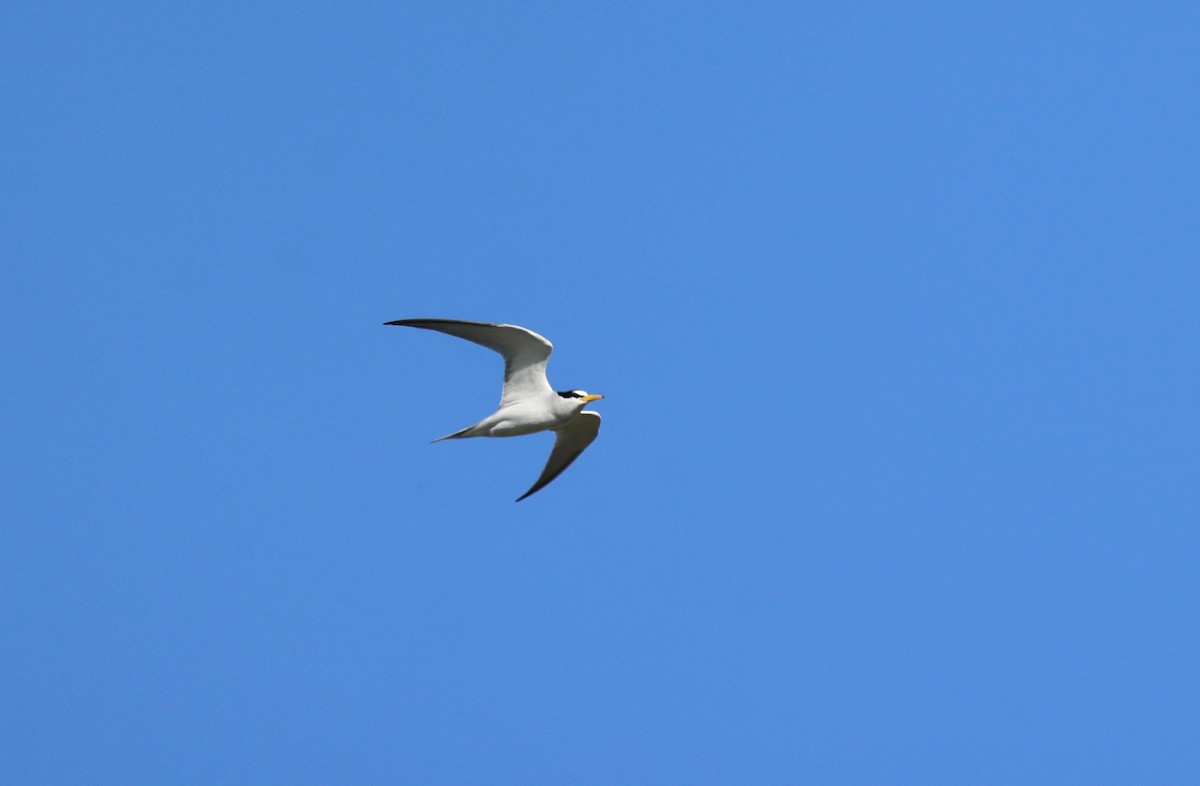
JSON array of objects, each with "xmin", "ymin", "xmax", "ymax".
[{"xmin": 515, "ymin": 482, "xmax": 544, "ymax": 502}]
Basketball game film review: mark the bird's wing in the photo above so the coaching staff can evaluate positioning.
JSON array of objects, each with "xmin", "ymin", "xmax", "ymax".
[
  {"xmin": 386, "ymin": 318, "xmax": 554, "ymax": 406},
  {"xmin": 516, "ymin": 411, "xmax": 601, "ymax": 501}
]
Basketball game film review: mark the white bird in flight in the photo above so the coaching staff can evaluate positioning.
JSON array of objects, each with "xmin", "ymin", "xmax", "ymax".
[{"xmin": 386, "ymin": 318, "xmax": 604, "ymax": 501}]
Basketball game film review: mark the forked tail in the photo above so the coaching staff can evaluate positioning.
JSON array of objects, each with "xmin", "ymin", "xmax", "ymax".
[{"xmin": 431, "ymin": 424, "xmax": 478, "ymax": 443}]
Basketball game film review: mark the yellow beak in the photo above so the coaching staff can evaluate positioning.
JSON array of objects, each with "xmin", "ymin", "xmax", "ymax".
[{"xmin": 581, "ymin": 394, "xmax": 604, "ymax": 403}]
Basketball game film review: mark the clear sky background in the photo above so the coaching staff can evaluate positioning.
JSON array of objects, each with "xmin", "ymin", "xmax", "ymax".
[{"xmin": 3, "ymin": 3, "xmax": 1198, "ymax": 783}]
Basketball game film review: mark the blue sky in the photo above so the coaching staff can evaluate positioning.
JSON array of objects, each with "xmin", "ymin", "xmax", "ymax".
[{"xmin": 3, "ymin": 3, "xmax": 1198, "ymax": 783}]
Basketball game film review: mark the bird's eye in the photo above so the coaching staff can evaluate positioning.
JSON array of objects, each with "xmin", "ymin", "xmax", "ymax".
[{"xmin": 556, "ymin": 390, "xmax": 579, "ymax": 399}]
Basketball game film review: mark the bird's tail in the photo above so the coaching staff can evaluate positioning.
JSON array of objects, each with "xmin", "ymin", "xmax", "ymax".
[{"xmin": 431, "ymin": 424, "xmax": 479, "ymax": 443}]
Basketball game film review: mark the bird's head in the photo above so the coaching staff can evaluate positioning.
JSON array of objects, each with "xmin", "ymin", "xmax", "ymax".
[{"xmin": 557, "ymin": 389, "xmax": 604, "ymax": 407}]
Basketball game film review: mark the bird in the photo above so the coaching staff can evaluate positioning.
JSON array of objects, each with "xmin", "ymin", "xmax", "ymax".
[{"xmin": 385, "ymin": 318, "xmax": 604, "ymax": 501}]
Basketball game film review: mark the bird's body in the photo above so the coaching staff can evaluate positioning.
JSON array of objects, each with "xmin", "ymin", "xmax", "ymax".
[
  {"xmin": 386, "ymin": 318, "xmax": 603, "ymax": 501},
  {"xmin": 436, "ymin": 395, "xmax": 583, "ymax": 440}
]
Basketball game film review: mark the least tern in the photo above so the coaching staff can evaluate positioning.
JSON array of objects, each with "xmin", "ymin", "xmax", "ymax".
[{"xmin": 386, "ymin": 318, "xmax": 604, "ymax": 501}]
